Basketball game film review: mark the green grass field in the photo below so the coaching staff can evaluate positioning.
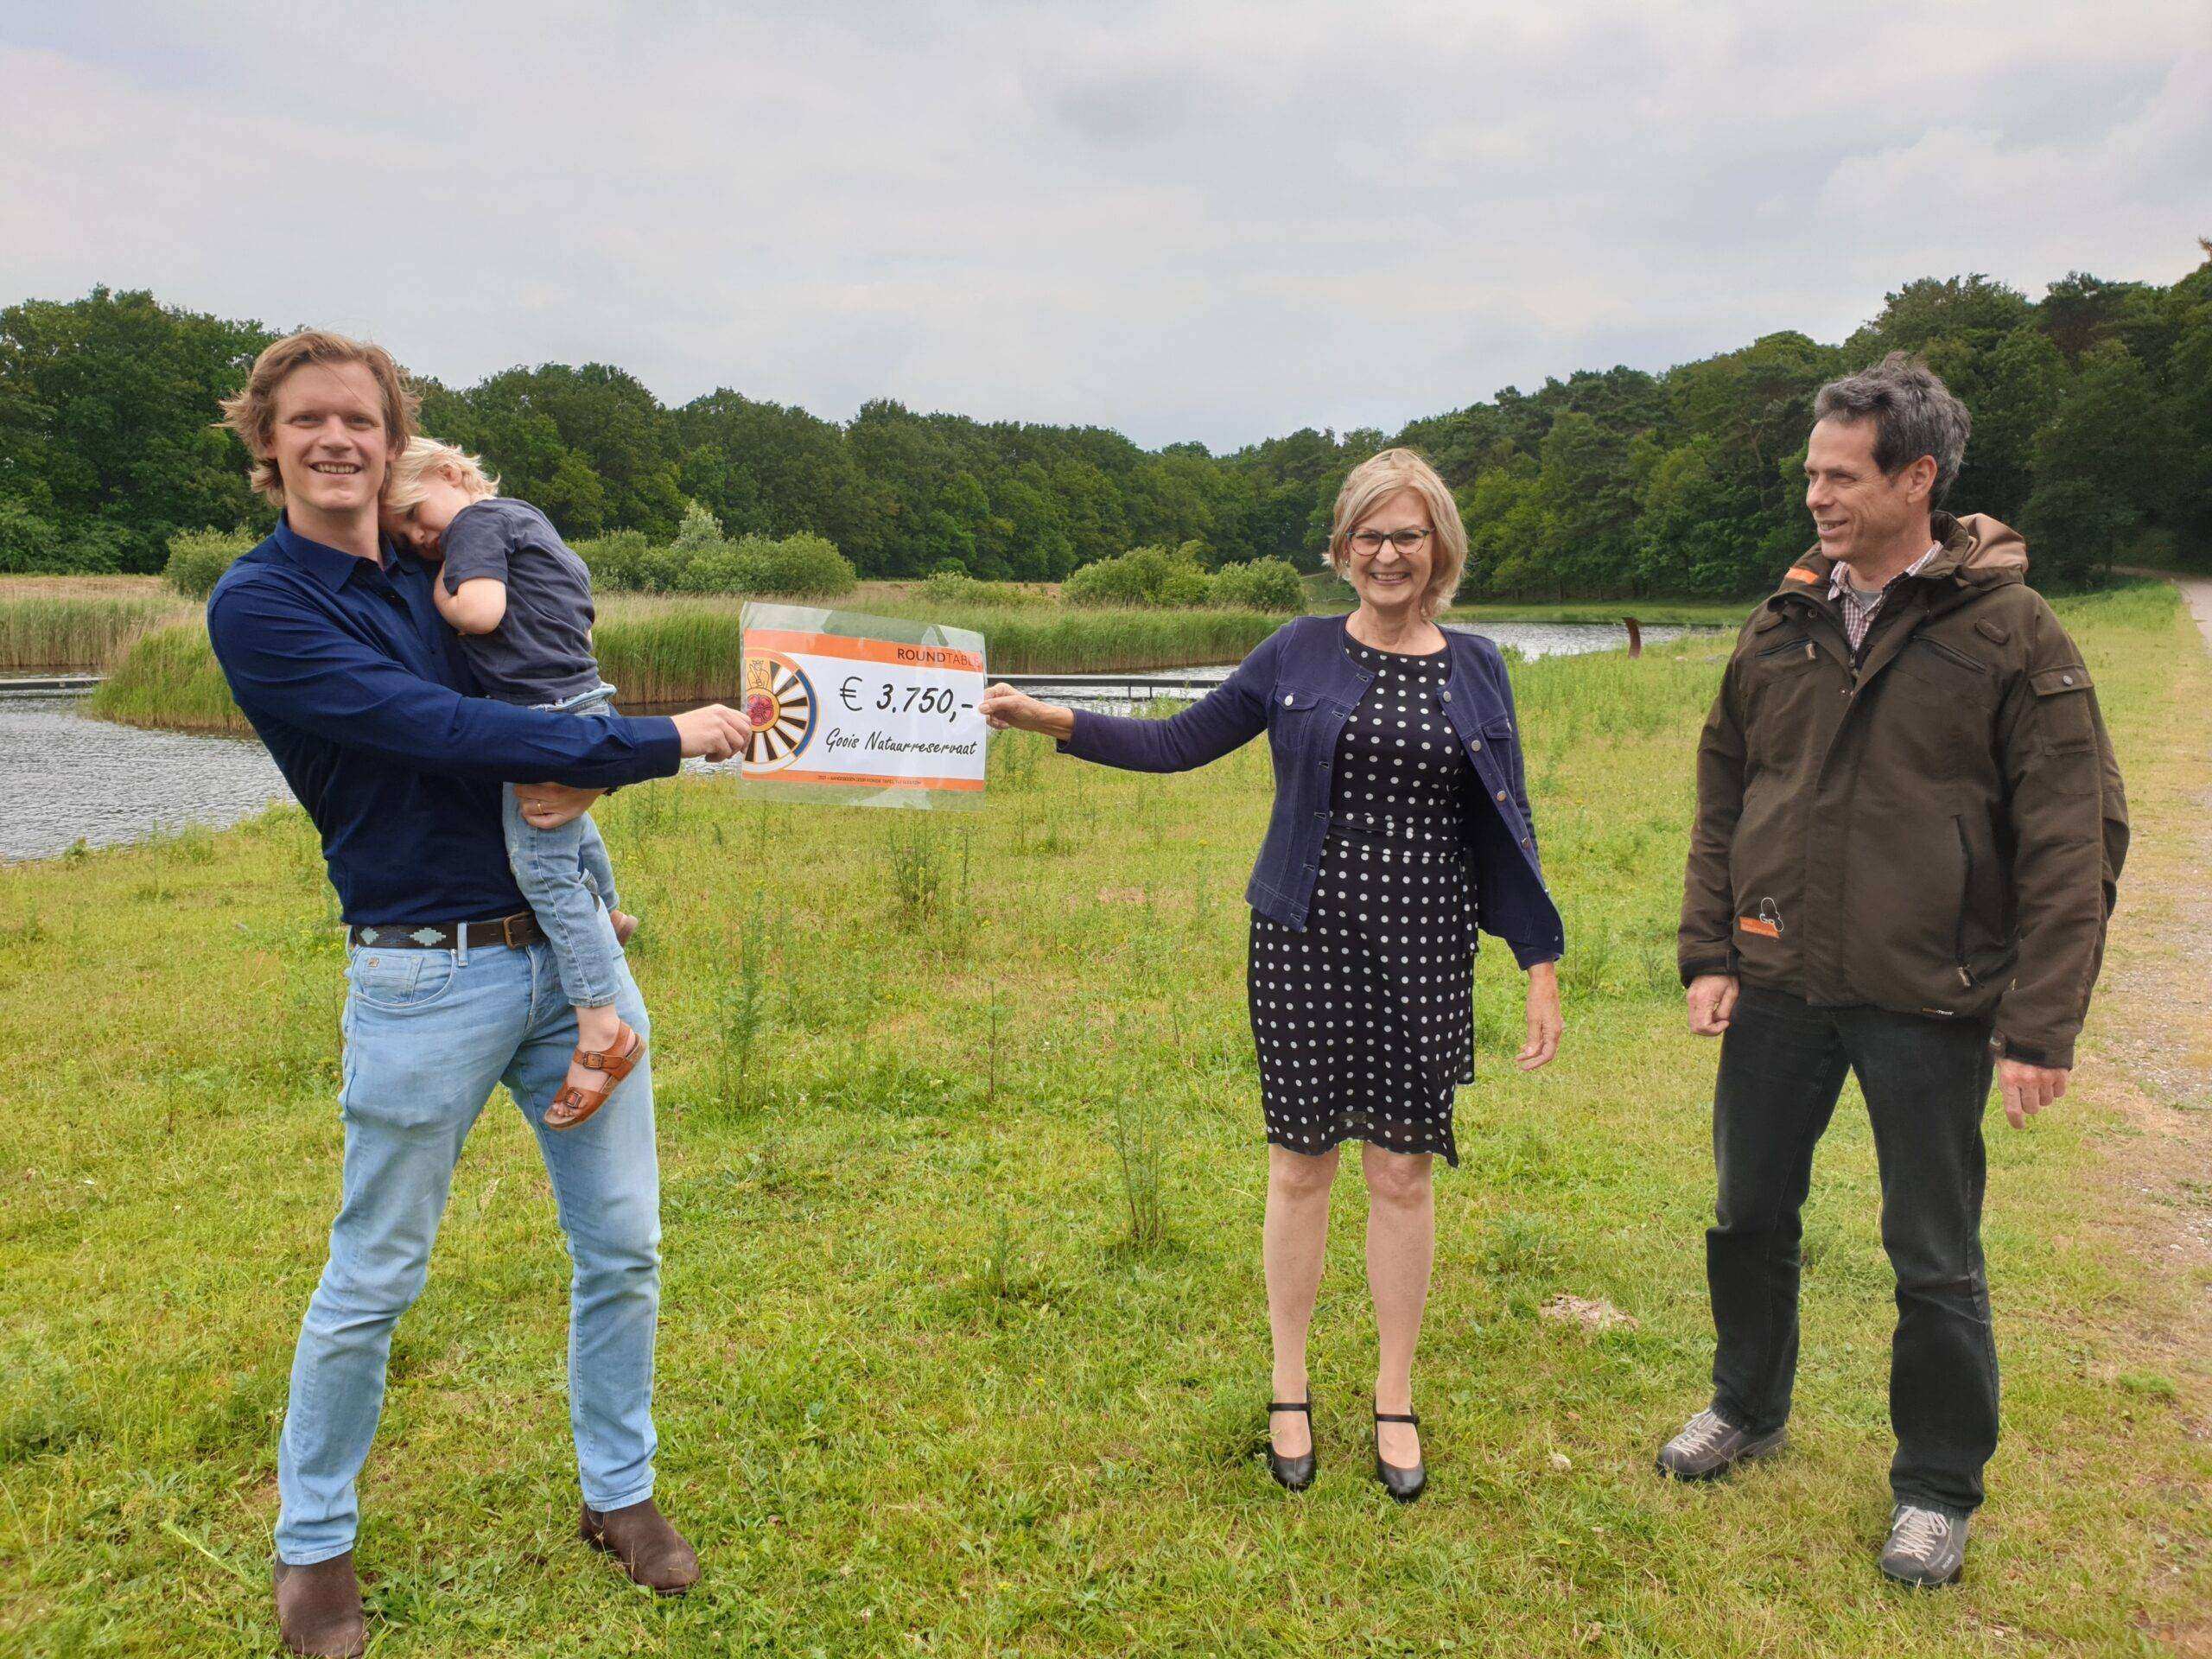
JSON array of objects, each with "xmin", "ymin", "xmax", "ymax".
[{"xmin": 2, "ymin": 583, "xmax": 2206, "ymax": 1656}]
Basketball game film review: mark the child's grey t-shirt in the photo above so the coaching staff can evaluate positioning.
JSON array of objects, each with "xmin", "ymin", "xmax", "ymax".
[{"xmin": 437, "ymin": 499, "xmax": 602, "ymax": 706}]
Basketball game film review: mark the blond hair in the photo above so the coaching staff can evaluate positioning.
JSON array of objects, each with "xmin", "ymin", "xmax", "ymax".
[
  {"xmin": 1328, "ymin": 448, "xmax": 1466, "ymax": 619},
  {"xmin": 386, "ymin": 435, "xmax": 502, "ymax": 515},
  {"xmin": 216, "ymin": 329, "xmax": 418, "ymax": 506}
]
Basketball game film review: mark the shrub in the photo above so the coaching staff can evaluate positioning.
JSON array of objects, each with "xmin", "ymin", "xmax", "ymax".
[
  {"xmin": 671, "ymin": 499, "xmax": 725, "ymax": 552},
  {"xmin": 1209, "ymin": 556, "xmax": 1306, "ymax": 612},
  {"xmin": 751, "ymin": 531, "xmax": 855, "ymax": 598},
  {"xmin": 670, "ymin": 540, "xmax": 756, "ymax": 594},
  {"xmin": 0, "ymin": 498, "xmax": 62, "ymax": 574},
  {"xmin": 1065, "ymin": 543, "xmax": 1206, "ymax": 607},
  {"xmin": 568, "ymin": 525, "xmax": 856, "ymax": 598},
  {"xmin": 162, "ymin": 527, "xmax": 256, "ymax": 599},
  {"xmin": 1064, "ymin": 543, "xmax": 1306, "ymax": 612},
  {"xmin": 63, "ymin": 521, "xmax": 134, "ymax": 575},
  {"xmin": 574, "ymin": 529, "xmax": 654, "ymax": 592},
  {"xmin": 918, "ymin": 572, "xmax": 1052, "ymax": 608},
  {"xmin": 1158, "ymin": 564, "xmax": 1212, "ymax": 607}
]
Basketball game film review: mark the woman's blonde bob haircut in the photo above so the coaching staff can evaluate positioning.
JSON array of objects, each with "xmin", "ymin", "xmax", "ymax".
[
  {"xmin": 385, "ymin": 435, "xmax": 502, "ymax": 516},
  {"xmin": 216, "ymin": 329, "xmax": 418, "ymax": 507},
  {"xmin": 1328, "ymin": 448, "xmax": 1467, "ymax": 620}
]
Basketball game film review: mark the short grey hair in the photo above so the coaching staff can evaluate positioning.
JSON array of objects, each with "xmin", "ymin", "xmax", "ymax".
[{"xmin": 1812, "ymin": 352, "xmax": 1972, "ymax": 502}]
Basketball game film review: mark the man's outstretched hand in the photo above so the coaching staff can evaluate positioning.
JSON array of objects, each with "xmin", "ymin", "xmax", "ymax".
[{"xmin": 672, "ymin": 703, "xmax": 754, "ymax": 762}]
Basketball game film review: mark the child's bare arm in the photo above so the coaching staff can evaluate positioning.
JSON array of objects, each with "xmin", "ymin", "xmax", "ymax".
[{"xmin": 435, "ymin": 576, "xmax": 508, "ymax": 635}]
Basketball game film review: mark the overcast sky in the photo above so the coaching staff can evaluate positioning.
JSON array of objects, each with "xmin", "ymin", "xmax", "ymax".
[{"xmin": 3, "ymin": 2, "xmax": 2207, "ymax": 452}]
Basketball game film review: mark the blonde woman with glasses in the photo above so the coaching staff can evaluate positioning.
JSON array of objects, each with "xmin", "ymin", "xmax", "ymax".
[{"xmin": 981, "ymin": 449, "xmax": 1564, "ymax": 1501}]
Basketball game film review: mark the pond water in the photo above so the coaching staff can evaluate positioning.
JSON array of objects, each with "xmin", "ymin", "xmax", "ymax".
[
  {"xmin": 0, "ymin": 621, "xmax": 1708, "ymax": 863},
  {"xmin": 1, "ymin": 692, "xmax": 296, "ymax": 862},
  {"xmin": 1010, "ymin": 620, "xmax": 1706, "ymax": 704}
]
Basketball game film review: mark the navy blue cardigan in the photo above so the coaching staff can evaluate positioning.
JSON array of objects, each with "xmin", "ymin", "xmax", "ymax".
[{"xmin": 1057, "ymin": 614, "xmax": 1566, "ymax": 968}]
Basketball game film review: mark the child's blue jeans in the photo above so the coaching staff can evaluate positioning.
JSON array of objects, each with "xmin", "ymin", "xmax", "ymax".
[{"xmin": 504, "ymin": 683, "xmax": 625, "ymax": 1009}]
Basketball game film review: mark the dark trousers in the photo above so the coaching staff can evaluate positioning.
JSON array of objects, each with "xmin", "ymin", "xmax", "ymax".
[{"xmin": 1707, "ymin": 986, "xmax": 1999, "ymax": 1515}]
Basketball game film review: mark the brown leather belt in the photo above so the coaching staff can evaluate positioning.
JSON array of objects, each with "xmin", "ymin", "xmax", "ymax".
[{"xmin": 346, "ymin": 911, "xmax": 543, "ymax": 950}]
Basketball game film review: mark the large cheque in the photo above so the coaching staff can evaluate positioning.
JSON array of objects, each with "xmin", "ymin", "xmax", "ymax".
[{"xmin": 737, "ymin": 601, "xmax": 988, "ymax": 805}]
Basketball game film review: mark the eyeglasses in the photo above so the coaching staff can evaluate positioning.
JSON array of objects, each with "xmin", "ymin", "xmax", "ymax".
[{"xmin": 1347, "ymin": 528, "xmax": 1433, "ymax": 556}]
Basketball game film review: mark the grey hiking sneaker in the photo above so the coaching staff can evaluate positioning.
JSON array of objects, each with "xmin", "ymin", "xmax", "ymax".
[
  {"xmin": 1655, "ymin": 1408, "xmax": 1788, "ymax": 1480},
  {"xmin": 1879, "ymin": 1503, "xmax": 1967, "ymax": 1587}
]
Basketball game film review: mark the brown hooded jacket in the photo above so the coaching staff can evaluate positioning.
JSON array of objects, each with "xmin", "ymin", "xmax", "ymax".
[{"xmin": 1679, "ymin": 511, "xmax": 2127, "ymax": 1067}]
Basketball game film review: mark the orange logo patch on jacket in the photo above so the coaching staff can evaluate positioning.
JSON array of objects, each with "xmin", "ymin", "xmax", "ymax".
[
  {"xmin": 1738, "ymin": 913, "xmax": 1782, "ymax": 938},
  {"xmin": 1783, "ymin": 565, "xmax": 1822, "ymax": 584}
]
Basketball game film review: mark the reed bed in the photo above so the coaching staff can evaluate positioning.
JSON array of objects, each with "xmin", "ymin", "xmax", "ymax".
[
  {"xmin": 0, "ymin": 593, "xmax": 193, "ymax": 672},
  {"xmin": 600, "ymin": 594, "xmax": 1283, "ymax": 696},
  {"xmin": 86, "ymin": 624, "xmax": 247, "ymax": 734},
  {"xmin": 92, "ymin": 603, "xmax": 1292, "ymax": 734}
]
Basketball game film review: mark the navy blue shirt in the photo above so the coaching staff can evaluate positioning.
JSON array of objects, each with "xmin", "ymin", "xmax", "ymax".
[{"xmin": 207, "ymin": 516, "xmax": 682, "ymax": 926}]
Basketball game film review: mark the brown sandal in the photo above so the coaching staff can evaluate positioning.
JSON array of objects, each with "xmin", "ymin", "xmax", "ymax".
[{"xmin": 546, "ymin": 1022, "xmax": 644, "ymax": 1131}]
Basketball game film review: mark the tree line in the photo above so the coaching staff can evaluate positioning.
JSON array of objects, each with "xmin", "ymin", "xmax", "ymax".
[{"xmin": 3, "ymin": 245, "xmax": 2206, "ymax": 594}]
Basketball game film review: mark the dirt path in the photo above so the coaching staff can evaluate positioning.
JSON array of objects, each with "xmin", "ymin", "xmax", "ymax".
[
  {"xmin": 2106, "ymin": 573, "xmax": 2212, "ymax": 1120},
  {"xmin": 2178, "ymin": 573, "xmax": 2212, "ymax": 642},
  {"xmin": 2086, "ymin": 577, "xmax": 2212, "ymax": 1460},
  {"xmin": 2096, "ymin": 575, "xmax": 2212, "ymax": 1654}
]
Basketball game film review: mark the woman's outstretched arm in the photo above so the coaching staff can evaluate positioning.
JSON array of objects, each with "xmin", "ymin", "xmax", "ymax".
[{"xmin": 979, "ymin": 627, "xmax": 1286, "ymax": 773}]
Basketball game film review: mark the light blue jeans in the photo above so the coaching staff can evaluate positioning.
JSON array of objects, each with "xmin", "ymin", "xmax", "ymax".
[
  {"xmin": 504, "ymin": 683, "xmax": 624, "ymax": 1010},
  {"xmin": 274, "ymin": 934, "xmax": 659, "ymax": 1565}
]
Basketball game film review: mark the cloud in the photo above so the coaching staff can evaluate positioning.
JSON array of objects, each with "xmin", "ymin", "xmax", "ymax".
[{"xmin": 1, "ymin": 1, "xmax": 2205, "ymax": 451}]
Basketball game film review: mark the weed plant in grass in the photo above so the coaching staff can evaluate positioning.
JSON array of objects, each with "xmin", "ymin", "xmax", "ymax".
[{"xmin": 3, "ymin": 582, "xmax": 2207, "ymax": 1654}]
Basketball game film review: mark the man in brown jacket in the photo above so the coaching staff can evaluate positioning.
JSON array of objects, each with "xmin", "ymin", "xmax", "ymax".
[{"xmin": 1657, "ymin": 353, "xmax": 2127, "ymax": 1587}]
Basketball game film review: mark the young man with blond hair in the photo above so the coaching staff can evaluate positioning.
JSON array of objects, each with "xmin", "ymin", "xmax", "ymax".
[{"xmin": 207, "ymin": 330, "xmax": 750, "ymax": 1656}]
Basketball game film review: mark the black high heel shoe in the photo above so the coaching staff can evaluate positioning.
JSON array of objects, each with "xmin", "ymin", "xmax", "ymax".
[
  {"xmin": 1266, "ymin": 1400, "xmax": 1316, "ymax": 1491},
  {"xmin": 1373, "ymin": 1408, "xmax": 1427, "ymax": 1503}
]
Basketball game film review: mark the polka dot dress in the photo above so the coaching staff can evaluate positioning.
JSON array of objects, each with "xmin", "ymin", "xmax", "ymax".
[{"xmin": 1249, "ymin": 637, "xmax": 1477, "ymax": 1166}]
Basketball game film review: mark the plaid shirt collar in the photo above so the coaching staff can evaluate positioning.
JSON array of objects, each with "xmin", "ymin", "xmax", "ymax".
[{"xmin": 1829, "ymin": 543, "xmax": 1941, "ymax": 649}]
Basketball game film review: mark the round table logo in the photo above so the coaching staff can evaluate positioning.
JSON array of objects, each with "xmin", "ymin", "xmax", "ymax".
[{"xmin": 741, "ymin": 651, "xmax": 816, "ymax": 770}]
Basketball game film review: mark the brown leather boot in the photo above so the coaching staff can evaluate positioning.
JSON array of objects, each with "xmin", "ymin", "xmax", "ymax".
[
  {"xmin": 271, "ymin": 1553, "xmax": 365, "ymax": 1657},
  {"xmin": 581, "ymin": 1498, "xmax": 699, "ymax": 1595}
]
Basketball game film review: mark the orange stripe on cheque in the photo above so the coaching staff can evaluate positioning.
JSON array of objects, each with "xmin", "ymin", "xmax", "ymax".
[
  {"xmin": 745, "ymin": 629, "xmax": 985, "ymax": 673},
  {"xmin": 1738, "ymin": 914, "xmax": 1781, "ymax": 938},
  {"xmin": 747, "ymin": 766, "xmax": 986, "ymax": 791}
]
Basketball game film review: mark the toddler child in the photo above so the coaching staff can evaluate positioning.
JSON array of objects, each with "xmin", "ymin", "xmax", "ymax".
[{"xmin": 383, "ymin": 436, "xmax": 643, "ymax": 1130}]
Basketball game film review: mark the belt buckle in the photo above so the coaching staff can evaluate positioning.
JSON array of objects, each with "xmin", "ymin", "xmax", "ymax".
[{"xmin": 500, "ymin": 913, "xmax": 526, "ymax": 950}]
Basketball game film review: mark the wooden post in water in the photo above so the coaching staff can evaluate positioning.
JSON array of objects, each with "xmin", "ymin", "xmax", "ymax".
[{"xmin": 1625, "ymin": 616, "xmax": 1643, "ymax": 658}]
